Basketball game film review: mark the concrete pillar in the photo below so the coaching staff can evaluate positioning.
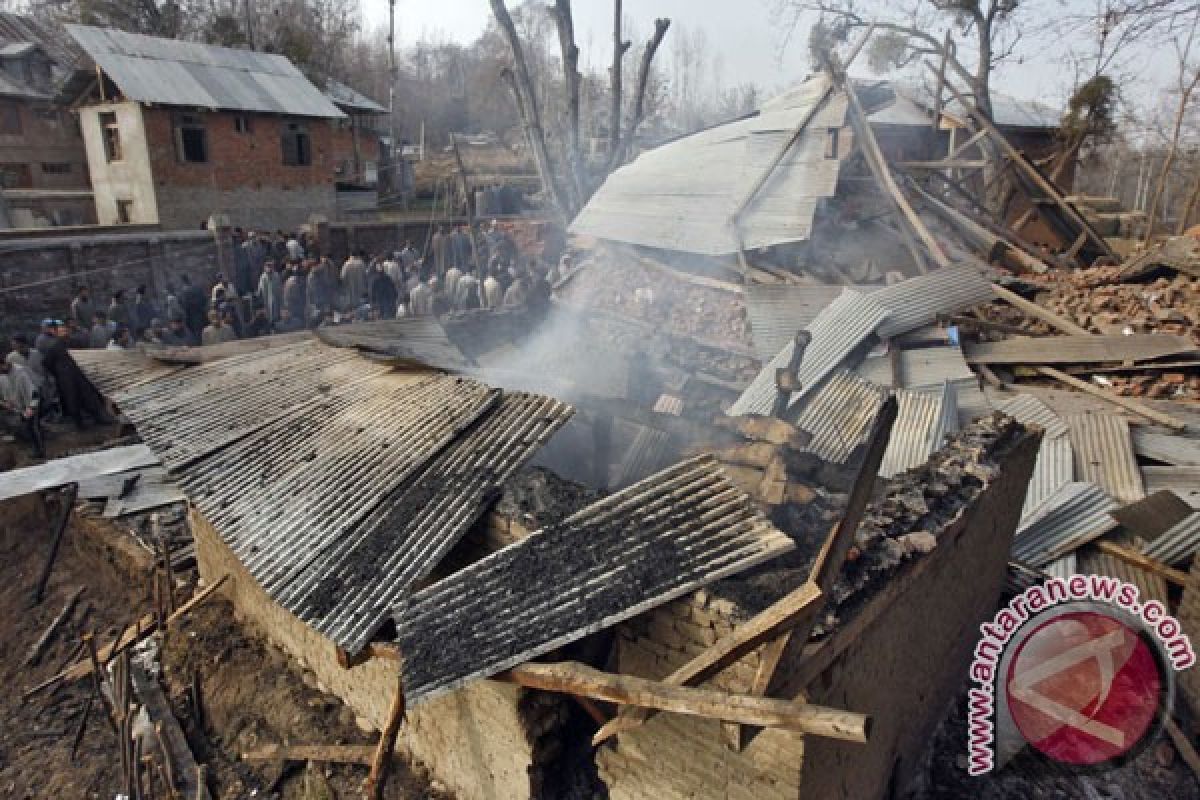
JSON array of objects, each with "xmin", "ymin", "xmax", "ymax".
[{"xmin": 208, "ymin": 213, "xmax": 233, "ymax": 281}]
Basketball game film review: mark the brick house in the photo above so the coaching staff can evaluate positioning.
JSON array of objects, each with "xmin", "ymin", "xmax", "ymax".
[
  {"xmin": 0, "ymin": 13, "xmax": 94, "ymax": 228},
  {"xmin": 63, "ymin": 24, "xmax": 348, "ymax": 231},
  {"xmin": 325, "ymin": 79, "xmax": 386, "ymax": 189}
]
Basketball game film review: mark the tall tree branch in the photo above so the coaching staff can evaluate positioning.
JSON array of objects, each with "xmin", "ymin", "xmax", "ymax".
[
  {"xmin": 548, "ymin": 0, "xmax": 584, "ymax": 205},
  {"xmin": 605, "ymin": 0, "xmax": 632, "ymax": 173},
  {"xmin": 617, "ymin": 17, "xmax": 671, "ymax": 166}
]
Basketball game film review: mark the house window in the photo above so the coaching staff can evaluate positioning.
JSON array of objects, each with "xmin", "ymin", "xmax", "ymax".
[
  {"xmin": 281, "ymin": 121, "xmax": 311, "ymax": 166},
  {"xmin": 0, "ymin": 163, "xmax": 31, "ymax": 188},
  {"xmin": 825, "ymin": 128, "xmax": 839, "ymax": 160},
  {"xmin": 100, "ymin": 112, "xmax": 121, "ymax": 161},
  {"xmin": 233, "ymin": 115, "xmax": 252, "ymax": 134},
  {"xmin": 0, "ymin": 101, "xmax": 20, "ymax": 135},
  {"xmin": 115, "ymin": 199, "xmax": 133, "ymax": 224},
  {"xmin": 41, "ymin": 162, "xmax": 71, "ymax": 174},
  {"xmin": 174, "ymin": 113, "xmax": 208, "ymax": 163}
]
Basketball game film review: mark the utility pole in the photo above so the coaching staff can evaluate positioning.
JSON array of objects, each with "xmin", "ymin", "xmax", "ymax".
[
  {"xmin": 386, "ymin": 0, "xmax": 401, "ymax": 206},
  {"xmin": 244, "ymin": 0, "xmax": 255, "ymax": 49}
]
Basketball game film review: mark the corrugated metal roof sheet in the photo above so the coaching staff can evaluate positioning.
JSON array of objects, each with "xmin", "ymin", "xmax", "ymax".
[
  {"xmin": 1012, "ymin": 482, "xmax": 1119, "ymax": 567},
  {"xmin": 997, "ymin": 394, "xmax": 1069, "ymax": 438},
  {"xmin": 879, "ymin": 384, "xmax": 955, "ymax": 478},
  {"xmin": 392, "ymin": 455, "xmax": 793, "ymax": 704},
  {"xmin": 870, "ymin": 263, "xmax": 994, "ymax": 339},
  {"xmin": 72, "ymin": 348, "xmax": 185, "ymax": 395},
  {"xmin": 1141, "ymin": 513, "xmax": 1200, "ymax": 567},
  {"xmin": 324, "ymin": 78, "xmax": 386, "ymax": 114},
  {"xmin": 1142, "ymin": 467, "xmax": 1200, "ymax": 508},
  {"xmin": 1079, "ymin": 550, "xmax": 1169, "ymax": 606},
  {"xmin": 609, "ymin": 423, "xmax": 673, "ymax": 489},
  {"xmin": 793, "ymin": 370, "xmax": 888, "ymax": 464},
  {"xmin": 1021, "ymin": 433, "xmax": 1074, "ymax": 522},
  {"xmin": 315, "ymin": 317, "xmax": 472, "ymax": 371},
  {"xmin": 1044, "ymin": 553, "xmax": 1077, "ymax": 581},
  {"xmin": 729, "ymin": 289, "xmax": 890, "ymax": 417},
  {"xmin": 1133, "ymin": 429, "xmax": 1200, "ymax": 467},
  {"xmin": 84, "ymin": 338, "xmax": 575, "ymax": 656},
  {"xmin": 1066, "ymin": 412, "xmax": 1146, "ymax": 506},
  {"xmin": 998, "ymin": 394, "xmax": 1075, "ymax": 520},
  {"xmin": 964, "ymin": 334, "xmax": 1198, "ymax": 366},
  {"xmin": 278, "ymin": 391, "xmax": 573, "ymax": 654},
  {"xmin": 65, "ymin": 24, "xmax": 344, "ymax": 118},
  {"xmin": 569, "ymin": 75, "xmax": 846, "ymax": 255},
  {"xmin": 744, "ymin": 284, "xmax": 848, "ymax": 361},
  {"xmin": 895, "ymin": 345, "xmax": 977, "ymax": 388}
]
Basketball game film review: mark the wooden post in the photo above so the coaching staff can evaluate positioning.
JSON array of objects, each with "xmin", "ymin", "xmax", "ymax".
[
  {"xmin": 990, "ymin": 283, "xmax": 1091, "ymax": 336},
  {"xmin": 364, "ymin": 678, "xmax": 406, "ymax": 800},
  {"xmin": 825, "ymin": 49, "xmax": 949, "ymax": 272},
  {"xmin": 31, "ymin": 483, "xmax": 78, "ymax": 606},
  {"xmin": 593, "ymin": 396, "xmax": 898, "ymax": 744},
  {"xmin": 1035, "ymin": 366, "xmax": 1189, "ymax": 431}
]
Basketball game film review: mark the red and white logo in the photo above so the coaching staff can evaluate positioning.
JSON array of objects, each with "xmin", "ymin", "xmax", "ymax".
[{"xmin": 1005, "ymin": 610, "xmax": 1165, "ymax": 767}]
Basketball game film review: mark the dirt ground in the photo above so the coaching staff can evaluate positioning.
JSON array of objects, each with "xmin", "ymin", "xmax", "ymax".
[{"xmin": 0, "ymin": 492, "xmax": 448, "ymax": 800}]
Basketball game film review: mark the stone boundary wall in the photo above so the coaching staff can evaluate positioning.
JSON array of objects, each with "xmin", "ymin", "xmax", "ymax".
[{"xmin": 0, "ymin": 230, "xmax": 217, "ymax": 343}]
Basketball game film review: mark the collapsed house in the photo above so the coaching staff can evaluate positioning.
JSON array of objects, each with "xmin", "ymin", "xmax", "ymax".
[{"xmin": 18, "ymin": 36, "xmax": 1200, "ymax": 800}]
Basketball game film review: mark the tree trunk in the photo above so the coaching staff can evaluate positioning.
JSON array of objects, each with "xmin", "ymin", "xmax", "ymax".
[
  {"xmin": 488, "ymin": 0, "xmax": 575, "ymax": 221},
  {"xmin": 1175, "ymin": 168, "xmax": 1200, "ymax": 234},
  {"xmin": 617, "ymin": 18, "xmax": 671, "ymax": 166},
  {"xmin": 549, "ymin": 0, "xmax": 584, "ymax": 205},
  {"xmin": 1146, "ymin": 80, "xmax": 1197, "ymax": 241},
  {"xmin": 605, "ymin": 0, "xmax": 631, "ymax": 173}
]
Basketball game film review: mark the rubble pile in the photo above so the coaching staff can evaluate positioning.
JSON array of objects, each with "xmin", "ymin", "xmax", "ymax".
[{"xmin": 558, "ymin": 249, "xmax": 752, "ymax": 352}]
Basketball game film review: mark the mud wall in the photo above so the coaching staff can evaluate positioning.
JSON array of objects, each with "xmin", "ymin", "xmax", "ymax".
[
  {"xmin": 190, "ymin": 508, "xmax": 553, "ymax": 800},
  {"xmin": 598, "ymin": 431, "xmax": 1039, "ymax": 800}
]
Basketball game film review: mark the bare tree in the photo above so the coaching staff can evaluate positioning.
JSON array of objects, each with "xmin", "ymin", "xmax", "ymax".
[
  {"xmin": 489, "ymin": 0, "xmax": 670, "ymax": 220},
  {"xmin": 774, "ymin": 0, "xmax": 1032, "ymax": 118},
  {"xmin": 1145, "ymin": 6, "xmax": 1200, "ymax": 238}
]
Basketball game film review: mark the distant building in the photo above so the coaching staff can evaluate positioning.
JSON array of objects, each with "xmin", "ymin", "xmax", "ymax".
[
  {"xmin": 0, "ymin": 13, "xmax": 93, "ymax": 228},
  {"xmin": 324, "ymin": 79, "xmax": 386, "ymax": 189},
  {"xmin": 63, "ymin": 24, "xmax": 349, "ymax": 231}
]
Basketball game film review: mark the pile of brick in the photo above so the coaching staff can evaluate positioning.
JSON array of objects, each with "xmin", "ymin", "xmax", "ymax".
[
  {"xmin": 558, "ymin": 250, "xmax": 752, "ymax": 353},
  {"xmin": 980, "ymin": 265, "xmax": 1200, "ymax": 400}
]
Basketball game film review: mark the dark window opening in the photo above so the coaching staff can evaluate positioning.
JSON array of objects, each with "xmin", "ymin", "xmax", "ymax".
[
  {"xmin": 234, "ymin": 115, "xmax": 252, "ymax": 134},
  {"xmin": 282, "ymin": 121, "xmax": 311, "ymax": 166},
  {"xmin": 174, "ymin": 113, "xmax": 208, "ymax": 163},
  {"xmin": 825, "ymin": 128, "xmax": 839, "ymax": 160},
  {"xmin": 41, "ymin": 162, "xmax": 71, "ymax": 174},
  {"xmin": 115, "ymin": 199, "xmax": 133, "ymax": 224},
  {"xmin": 0, "ymin": 101, "xmax": 21, "ymax": 135},
  {"xmin": 100, "ymin": 112, "xmax": 121, "ymax": 161},
  {"xmin": 0, "ymin": 163, "xmax": 31, "ymax": 188}
]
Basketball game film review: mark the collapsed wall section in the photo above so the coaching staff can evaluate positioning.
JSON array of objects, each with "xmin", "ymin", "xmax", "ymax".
[{"xmin": 598, "ymin": 422, "xmax": 1039, "ymax": 800}]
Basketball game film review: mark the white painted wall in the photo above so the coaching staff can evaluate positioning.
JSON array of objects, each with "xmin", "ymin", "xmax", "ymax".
[{"xmin": 79, "ymin": 101, "xmax": 159, "ymax": 225}]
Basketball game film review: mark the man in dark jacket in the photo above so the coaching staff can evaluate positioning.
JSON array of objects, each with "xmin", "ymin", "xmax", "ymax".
[
  {"xmin": 368, "ymin": 264, "xmax": 398, "ymax": 319},
  {"xmin": 179, "ymin": 274, "xmax": 208, "ymax": 337},
  {"xmin": 42, "ymin": 326, "xmax": 110, "ymax": 429}
]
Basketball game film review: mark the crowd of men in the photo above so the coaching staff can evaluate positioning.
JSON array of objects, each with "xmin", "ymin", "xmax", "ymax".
[{"xmin": 1, "ymin": 220, "xmax": 572, "ymax": 459}]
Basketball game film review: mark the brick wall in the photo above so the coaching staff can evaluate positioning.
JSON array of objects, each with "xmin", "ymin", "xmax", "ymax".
[
  {"xmin": 141, "ymin": 108, "xmax": 337, "ymax": 231},
  {"xmin": 0, "ymin": 229, "xmax": 217, "ymax": 343}
]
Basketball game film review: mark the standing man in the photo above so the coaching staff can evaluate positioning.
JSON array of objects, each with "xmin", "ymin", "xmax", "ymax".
[
  {"xmin": 409, "ymin": 278, "xmax": 433, "ymax": 317},
  {"xmin": 443, "ymin": 263, "xmax": 463, "ymax": 306},
  {"xmin": 42, "ymin": 324, "xmax": 110, "ymax": 429},
  {"xmin": 368, "ymin": 262, "xmax": 399, "ymax": 319},
  {"xmin": 283, "ymin": 263, "xmax": 307, "ymax": 325},
  {"xmin": 483, "ymin": 270, "xmax": 502, "ymax": 310},
  {"xmin": 0, "ymin": 358, "xmax": 44, "ymax": 457},
  {"xmin": 179, "ymin": 274, "xmax": 208, "ymax": 338},
  {"xmin": 430, "ymin": 226, "xmax": 447, "ymax": 275},
  {"xmin": 108, "ymin": 290, "xmax": 131, "ymax": 330},
  {"xmin": 257, "ymin": 260, "xmax": 283, "ymax": 324},
  {"xmin": 340, "ymin": 251, "xmax": 367, "ymax": 312},
  {"xmin": 89, "ymin": 311, "xmax": 111, "ymax": 349},
  {"xmin": 70, "ymin": 286, "xmax": 94, "ymax": 329}
]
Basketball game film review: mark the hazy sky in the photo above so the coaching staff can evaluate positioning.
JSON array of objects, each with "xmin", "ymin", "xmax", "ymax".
[{"xmin": 363, "ymin": 0, "xmax": 1179, "ymax": 120}]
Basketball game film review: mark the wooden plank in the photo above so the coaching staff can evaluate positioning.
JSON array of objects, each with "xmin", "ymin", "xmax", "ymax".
[
  {"xmin": 365, "ymin": 679, "xmax": 406, "ymax": 800},
  {"xmin": 723, "ymin": 630, "xmax": 794, "ymax": 751},
  {"xmin": 829, "ymin": 50, "xmax": 948, "ymax": 271},
  {"xmin": 898, "ymin": 159, "xmax": 990, "ymax": 170},
  {"xmin": 1133, "ymin": 430, "xmax": 1200, "ymax": 467},
  {"xmin": 592, "ymin": 396, "xmax": 899, "ymax": 744},
  {"xmin": 1094, "ymin": 540, "xmax": 1189, "ymax": 587},
  {"xmin": 25, "ymin": 586, "xmax": 84, "ymax": 667},
  {"xmin": 965, "ymin": 334, "xmax": 1198, "ymax": 366},
  {"xmin": 990, "ymin": 284, "xmax": 1091, "ymax": 336},
  {"xmin": 499, "ymin": 661, "xmax": 870, "ymax": 744},
  {"xmin": 241, "ymin": 744, "xmax": 376, "ymax": 765},
  {"xmin": 1035, "ymin": 367, "xmax": 1189, "ymax": 431},
  {"xmin": 0, "ymin": 445, "xmax": 159, "ymax": 503},
  {"xmin": 1111, "ymin": 490, "xmax": 1195, "ymax": 541},
  {"xmin": 132, "ymin": 664, "xmax": 202, "ymax": 797}
]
